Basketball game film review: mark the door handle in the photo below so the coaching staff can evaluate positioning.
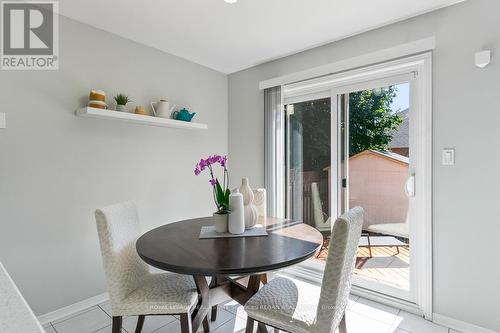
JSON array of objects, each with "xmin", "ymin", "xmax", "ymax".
[{"xmin": 405, "ymin": 175, "xmax": 415, "ymax": 198}]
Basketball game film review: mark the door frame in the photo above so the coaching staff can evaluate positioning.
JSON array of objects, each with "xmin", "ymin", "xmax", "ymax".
[{"xmin": 282, "ymin": 53, "xmax": 433, "ymax": 319}]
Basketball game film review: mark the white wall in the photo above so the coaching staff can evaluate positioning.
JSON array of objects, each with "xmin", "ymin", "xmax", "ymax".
[
  {"xmin": 0, "ymin": 16, "xmax": 228, "ymax": 315},
  {"xmin": 228, "ymin": 0, "xmax": 500, "ymax": 331}
]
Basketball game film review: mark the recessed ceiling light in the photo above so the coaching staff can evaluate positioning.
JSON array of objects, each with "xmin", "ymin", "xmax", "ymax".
[{"xmin": 224, "ymin": 0, "xmax": 238, "ymax": 3}]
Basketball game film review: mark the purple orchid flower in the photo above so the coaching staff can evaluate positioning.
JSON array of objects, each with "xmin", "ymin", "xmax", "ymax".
[{"xmin": 194, "ymin": 154, "xmax": 231, "ymax": 214}]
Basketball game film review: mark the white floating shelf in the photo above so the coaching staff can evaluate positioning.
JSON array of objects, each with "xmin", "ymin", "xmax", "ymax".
[{"xmin": 76, "ymin": 107, "xmax": 208, "ymax": 130}]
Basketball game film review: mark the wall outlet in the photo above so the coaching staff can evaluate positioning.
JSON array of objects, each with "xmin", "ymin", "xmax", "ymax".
[
  {"xmin": 442, "ymin": 148, "xmax": 455, "ymax": 166},
  {"xmin": 0, "ymin": 112, "xmax": 5, "ymax": 129}
]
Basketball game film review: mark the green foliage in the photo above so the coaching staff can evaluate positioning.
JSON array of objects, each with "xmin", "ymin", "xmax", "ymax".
[
  {"xmin": 348, "ymin": 87, "xmax": 402, "ymax": 156},
  {"xmin": 288, "ymin": 87, "xmax": 402, "ymax": 172},
  {"xmin": 215, "ymin": 179, "xmax": 230, "ymax": 213},
  {"xmin": 288, "ymin": 98, "xmax": 331, "ymax": 172},
  {"xmin": 113, "ymin": 93, "xmax": 132, "ymax": 105}
]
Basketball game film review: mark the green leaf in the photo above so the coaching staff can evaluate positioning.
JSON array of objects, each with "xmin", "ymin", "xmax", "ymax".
[{"xmin": 215, "ymin": 180, "xmax": 224, "ymax": 205}]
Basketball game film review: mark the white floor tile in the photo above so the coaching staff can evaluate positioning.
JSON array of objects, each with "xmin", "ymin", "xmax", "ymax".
[
  {"xmin": 392, "ymin": 311, "xmax": 448, "ymax": 333},
  {"xmin": 52, "ymin": 306, "xmax": 111, "ymax": 333},
  {"xmin": 98, "ymin": 301, "xmax": 112, "ymax": 317},
  {"xmin": 42, "ymin": 324, "xmax": 57, "ymax": 333},
  {"xmin": 351, "ymin": 297, "xmax": 399, "ymax": 325},
  {"xmin": 344, "ymin": 310, "xmax": 394, "ymax": 333},
  {"xmin": 212, "ymin": 316, "xmax": 274, "ymax": 333},
  {"xmin": 153, "ymin": 320, "xmax": 181, "ymax": 333},
  {"xmin": 93, "ymin": 324, "xmax": 127, "ymax": 333},
  {"xmin": 122, "ymin": 315, "xmax": 176, "ymax": 333},
  {"xmin": 208, "ymin": 308, "xmax": 238, "ymax": 331}
]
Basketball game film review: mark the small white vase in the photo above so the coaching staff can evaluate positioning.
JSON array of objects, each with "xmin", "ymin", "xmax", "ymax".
[
  {"xmin": 213, "ymin": 213, "xmax": 228, "ymax": 233},
  {"xmin": 229, "ymin": 190, "xmax": 245, "ymax": 234},
  {"xmin": 244, "ymin": 203, "xmax": 258, "ymax": 229},
  {"xmin": 116, "ymin": 104, "xmax": 127, "ymax": 112},
  {"xmin": 239, "ymin": 178, "xmax": 254, "ymax": 205},
  {"xmin": 253, "ymin": 189, "xmax": 266, "ymax": 217}
]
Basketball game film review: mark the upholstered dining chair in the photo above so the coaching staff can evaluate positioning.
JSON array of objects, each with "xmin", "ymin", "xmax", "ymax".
[
  {"xmin": 95, "ymin": 201, "xmax": 204, "ymax": 333},
  {"xmin": 244, "ymin": 207, "xmax": 364, "ymax": 333}
]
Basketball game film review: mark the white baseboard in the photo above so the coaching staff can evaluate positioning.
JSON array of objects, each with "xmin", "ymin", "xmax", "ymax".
[
  {"xmin": 37, "ymin": 292, "xmax": 109, "ymax": 325},
  {"xmin": 433, "ymin": 313, "xmax": 498, "ymax": 333}
]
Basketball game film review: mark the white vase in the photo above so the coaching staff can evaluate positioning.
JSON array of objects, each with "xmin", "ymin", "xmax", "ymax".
[
  {"xmin": 116, "ymin": 104, "xmax": 127, "ymax": 112},
  {"xmin": 253, "ymin": 189, "xmax": 266, "ymax": 217},
  {"xmin": 239, "ymin": 178, "xmax": 254, "ymax": 205},
  {"xmin": 212, "ymin": 213, "xmax": 228, "ymax": 233},
  {"xmin": 229, "ymin": 190, "xmax": 245, "ymax": 234},
  {"xmin": 244, "ymin": 203, "xmax": 258, "ymax": 229}
]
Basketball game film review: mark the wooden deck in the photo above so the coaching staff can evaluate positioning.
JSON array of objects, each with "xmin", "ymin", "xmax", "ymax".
[{"xmin": 313, "ymin": 239, "xmax": 410, "ymax": 290}]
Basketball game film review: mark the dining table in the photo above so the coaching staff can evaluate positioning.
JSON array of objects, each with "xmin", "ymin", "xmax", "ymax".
[{"xmin": 136, "ymin": 216, "xmax": 323, "ymax": 333}]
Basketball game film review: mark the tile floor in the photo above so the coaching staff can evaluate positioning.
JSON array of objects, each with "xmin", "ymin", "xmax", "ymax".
[{"xmin": 41, "ymin": 294, "xmax": 459, "ymax": 333}]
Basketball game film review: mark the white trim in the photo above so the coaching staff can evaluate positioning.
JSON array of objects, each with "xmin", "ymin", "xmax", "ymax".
[
  {"xmin": 37, "ymin": 292, "xmax": 109, "ymax": 325},
  {"xmin": 259, "ymin": 37, "xmax": 435, "ymax": 89},
  {"xmin": 433, "ymin": 313, "xmax": 499, "ymax": 333}
]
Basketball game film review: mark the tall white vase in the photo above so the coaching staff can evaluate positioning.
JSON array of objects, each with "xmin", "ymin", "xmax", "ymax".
[
  {"xmin": 228, "ymin": 190, "xmax": 245, "ymax": 234},
  {"xmin": 239, "ymin": 178, "xmax": 258, "ymax": 229},
  {"xmin": 253, "ymin": 189, "xmax": 267, "ymax": 217},
  {"xmin": 244, "ymin": 204, "xmax": 258, "ymax": 229}
]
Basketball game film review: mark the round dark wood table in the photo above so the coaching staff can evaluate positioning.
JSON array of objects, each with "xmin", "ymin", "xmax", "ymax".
[{"xmin": 136, "ymin": 216, "xmax": 322, "ymax": 333}]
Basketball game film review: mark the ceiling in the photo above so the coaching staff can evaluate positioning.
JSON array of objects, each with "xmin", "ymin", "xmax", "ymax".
[{"xmin": 58, "ymin": 0, "xmax": 464, "ymax": 74}]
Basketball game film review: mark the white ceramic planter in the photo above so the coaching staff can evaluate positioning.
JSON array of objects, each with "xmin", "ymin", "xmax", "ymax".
[
  {"xmin": 212, "ymin": 213, "xmax": 228, "ymax": 233},
  {"xmin": 116, "ymin": 104, "xmax": 127, "ymax": 112}
]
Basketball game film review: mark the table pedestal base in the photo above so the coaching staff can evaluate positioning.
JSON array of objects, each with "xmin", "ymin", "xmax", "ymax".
[{"xmin": 188, "ymin": 274, "xmax": 264, "ymax": 333}]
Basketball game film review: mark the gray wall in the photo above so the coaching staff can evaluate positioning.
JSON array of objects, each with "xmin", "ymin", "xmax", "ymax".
[
  {"xmin": 0, "ymin": 16, "xmax": 228, "ymax": 315},
  {"xmin": 228, "ymin": 0, "xmax": 500, "ymax": 330}
]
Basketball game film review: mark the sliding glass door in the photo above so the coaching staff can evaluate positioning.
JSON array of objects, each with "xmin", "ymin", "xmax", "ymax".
[
  {"xmin": 284, "ymin": 97, "xmax": 332, "ymax": 237},
  {"xmin": 337, "ymin": 80, "xmax": 413, "ymax": 300},
  {"xmin": 280, "ymin": 54, "xmax": 432, "ymax": 316}
]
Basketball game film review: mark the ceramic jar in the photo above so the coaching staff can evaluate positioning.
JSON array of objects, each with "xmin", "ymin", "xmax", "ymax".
[{"xmin": 228, "ymin": 190, "xmax": 245, "ymax": 234}]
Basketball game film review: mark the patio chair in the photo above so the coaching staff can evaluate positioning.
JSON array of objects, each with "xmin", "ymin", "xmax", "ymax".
[
  {"xmin": 365, "ymin": 212, "xmax": 409, "ymax": 254},
  {"xmin": 311, "ymin": 182, "xmax": 373, "ymax": 257}
]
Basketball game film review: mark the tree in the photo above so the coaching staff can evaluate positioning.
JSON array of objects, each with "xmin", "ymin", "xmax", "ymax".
[{"xmin": 348, "ymin": 87, "xmax": 402, "ymax": 156}]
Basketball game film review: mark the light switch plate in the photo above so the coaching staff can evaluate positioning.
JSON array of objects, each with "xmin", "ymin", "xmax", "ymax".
[
  {"xmin": 0, "ymin": 112, "xmax": 5, "ymax": 129},
  {"xmin": 442, "ymin": 148, "xmax": 455, "ymax": 165}
]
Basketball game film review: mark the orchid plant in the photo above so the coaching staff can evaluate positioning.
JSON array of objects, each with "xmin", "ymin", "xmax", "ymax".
[{"xmin": 194, "ymin": 155, "xmax": 230, "ymax": 214}]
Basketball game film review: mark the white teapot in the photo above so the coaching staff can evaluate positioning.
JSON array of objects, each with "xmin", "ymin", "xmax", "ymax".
[{"xmin": 151, "ymin": 99, "xmax": 176, "ymax": 118}]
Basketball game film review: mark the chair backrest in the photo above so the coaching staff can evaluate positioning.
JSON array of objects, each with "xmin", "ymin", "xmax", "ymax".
[
  {"xmin": 315, "ymin": 207, "xmax": 363, "ymax": 333},
  {"xmin": 312, "ymin": 182, "xmax": 332, "ymax": 230},
  {"xmin": 95, "ymin": 201, "xmax": 149, "ymax": 307}
]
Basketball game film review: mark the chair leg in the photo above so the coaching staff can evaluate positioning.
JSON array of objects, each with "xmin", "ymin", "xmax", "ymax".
[
  {"xmin": 258, "ymin": 322, "xmax": 268, "ymax": 333},
  {"xmin": 396, "ymin": 246, "xmax": 400, "ymax": 255},
  {"xmin": 202, "ymin": 315, "xmax": 210, "ymax": 333},
  {"xmin": 366, "ymin": 234, "xmax": 373, "ymax": 258},
  {"xmin": 261, "ymin": 273, "xmax": 268, "ymax": 285},
  {"xmin": 209, "ymin": 276, "xmax": 218, "ymax": 321},
  {"xmin": 211, "ymin": 305, "xmax": 218, "ymax": 321},
  {"xmin": 338, "ymin": 313, "xmax": 347, "ymax": 333},
  {"xmin": 245, "ymin": 317, "xmax": 255, "ymax": 333},
  {"xmin": 112, "ymin": 316, "xmax": 122, "ymax": 333},
  {"xmin": 180, "ymin": 313, "xmax": 193, "ymax": 333},
  {"xmin": 135, "ymin": 315, "xmax": 145, "ymax": 333}
]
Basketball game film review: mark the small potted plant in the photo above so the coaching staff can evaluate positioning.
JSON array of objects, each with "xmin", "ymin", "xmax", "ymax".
[
  {"xmin": 113, "ymin": 94, "xmax": 132, "ymax": 112},
  {"xmin": 194, "ymin": 155, "xmax": 230, "ymax": 232}
]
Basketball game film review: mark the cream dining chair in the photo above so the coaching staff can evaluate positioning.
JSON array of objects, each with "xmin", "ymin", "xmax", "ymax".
[
  {"xmin": 244, "ymin": 207, "xmax": 364, "ymax": 333},
  {"xmin": 95, "ymin": 201, "xmax": 204, "ymax": 333}
]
